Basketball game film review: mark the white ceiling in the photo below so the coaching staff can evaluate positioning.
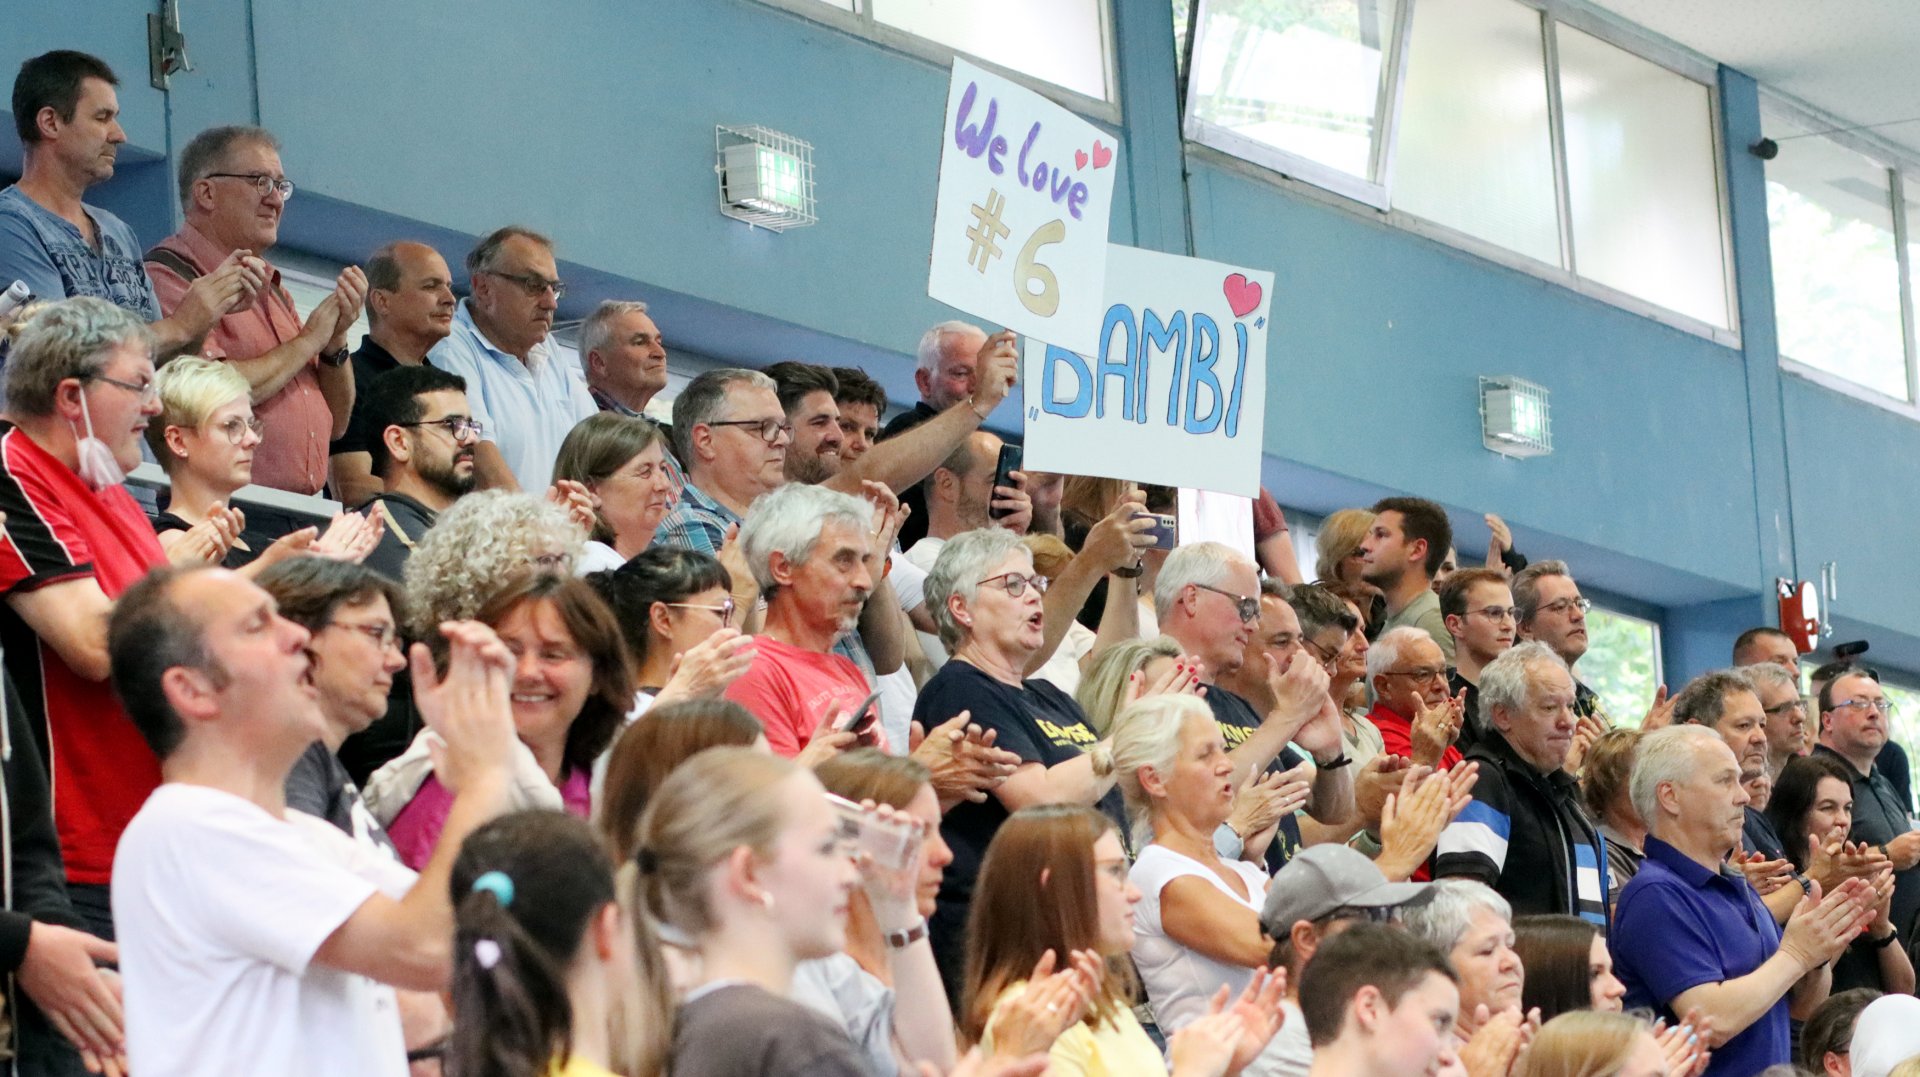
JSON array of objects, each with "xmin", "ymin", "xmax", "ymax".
[{"xmin": 1589, "ymin": 1, "xmax": 1920, "ymax": 160}]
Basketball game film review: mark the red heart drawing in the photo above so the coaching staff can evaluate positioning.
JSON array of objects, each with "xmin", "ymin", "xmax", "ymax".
[
  {"xmin": 1092, "ymin": 140, "xmax": 1113, "ymax": 169},
  {"xmin": 1075, "ymin": 149, "xmax": 1089, "ymax": 170},
  {"xmin": 1222, "ymin": 273, "xmax": 1262, "ymax": 318}
]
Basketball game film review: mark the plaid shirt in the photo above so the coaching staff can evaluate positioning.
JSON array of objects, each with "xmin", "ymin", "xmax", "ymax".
[{"xmin": 652, "ymin": 479, "xmax": 738, "ymax": 556}]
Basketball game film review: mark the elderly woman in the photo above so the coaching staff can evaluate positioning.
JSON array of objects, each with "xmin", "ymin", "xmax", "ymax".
[
  {"xmin": 1112, "ymin": 693, "xmax": 1274, "ymax": 1033},
  {"xmin": 552, "ymin": 411, "xmax": 678, "ymax": 573},
  {"xmin": 1402, "ymin": 880, "xmax": 1525, "ymax": 1038},
  {"xmin": 146, "ymin": 356, "xmax": 379, "ymax": 570},
  {"xmin": 915, "ymin": 526, "xmax": 1125, "ymax": 996},
  {"xmin": 402, "ymin": 489, "xmax": 585, "ymax": 638}
]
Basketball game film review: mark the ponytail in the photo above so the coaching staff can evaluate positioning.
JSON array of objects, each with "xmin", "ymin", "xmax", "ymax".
[{"xmin": 447, "ymin": 883, "xmax": 576, "ymax": 1077}]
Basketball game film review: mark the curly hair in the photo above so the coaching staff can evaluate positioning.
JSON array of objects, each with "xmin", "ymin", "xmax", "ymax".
[{"xmin": 403, "ymin": 490, "xmax": 585, "ymax": 638}]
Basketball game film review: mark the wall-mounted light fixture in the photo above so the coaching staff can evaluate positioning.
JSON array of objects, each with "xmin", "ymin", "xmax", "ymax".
[
  {"xmin": 1479, "ymin": 375, "xmax": 1551, "ymax": 458},
  {"xmin": 715, "ymin": 125, "xmax": 816, "ymax": 232}
]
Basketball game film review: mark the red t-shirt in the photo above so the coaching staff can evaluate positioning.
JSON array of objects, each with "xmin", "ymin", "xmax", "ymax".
[
  {"xmin": 0, "ymin": 426, "xmax": 168, "ymax": 884},
  {"xmin": 1370, "ymin": 700, "xmax": 1464, "ymax": 771},
  {"xmin": 725, "ymin": 635, "xmax": 879, "ymax": 758}
]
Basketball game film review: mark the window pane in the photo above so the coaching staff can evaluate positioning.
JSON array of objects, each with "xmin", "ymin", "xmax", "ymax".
[
  {"xmin": 1556, "ymin": 26, "xmax": 1728, "ymax": 329},
  {"xmin": 1393, "ymin": 0, "xmax": 1560, "ymax": 266},
  {"xmin": 1765, "ymin": 117, "xmax": 1907, "ymax": 400},
  {"xmin": 1582, "ymin": 606, "xmax": 1661, "ymax": 729},
  {"xmin": 870, "ymin": 0, "xmax": 1109, "ymax": 101},
  {"xmin": 1186, "ymin": 0, "xmax": 1398, "ymax": 182}
]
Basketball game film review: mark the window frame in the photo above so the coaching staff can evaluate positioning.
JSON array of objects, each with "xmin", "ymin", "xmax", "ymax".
[
  {"xmin": 1182, "ymin": 0, "xmax": 1740, "ymax": 348},
  {"xmin": 755, "ymin": 0, "xmax": 1123, "ymax": 122},
  {"xmin": 1762, "ymin": 87, "xmax": 1920, "ymax": 416}
]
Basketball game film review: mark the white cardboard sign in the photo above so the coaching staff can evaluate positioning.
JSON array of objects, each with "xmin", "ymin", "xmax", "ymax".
[
  {"xmin": 928, "ymin": 57, "xmax": 1118, "ymax": 355},
  {"xmin": 1021, "ymin": 244, "xmax": 1273, "ymax": 498}
]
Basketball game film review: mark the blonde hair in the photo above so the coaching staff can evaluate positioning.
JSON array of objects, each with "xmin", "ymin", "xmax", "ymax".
[
  {"xmin": 1515, "ymin": 1011, "xmax": 1654, "ymax": 1077},
  {"xmin": 402, "ymin": 490, "xmax": 585, "ymax": 637},
  {"xmin": 143, "ymin": 356, "xmax": 250, "ymax": 471},
  {"xmin": 1314, "ymin": 508, "xmax": 1375, "ymax": 583},
  {"xmin": 634, "ymin": 747, "xmax": 804, "ymax": 937},
  {"xmin": 1076, "ymin": 637, "xmax": 1180, "ymax": 737},
  {"xmin": 1021, "ymin": 533, "xmax": 1075, "ymax": 581},
  {"xmin": 1110, "ymin": 693, "xmax": 1212, "ymax": 848}
]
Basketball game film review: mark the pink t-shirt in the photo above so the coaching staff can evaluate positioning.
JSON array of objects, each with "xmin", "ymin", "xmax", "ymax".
[
  {"xmin": 724, "ymin": 636, "xmax": 878, "ymax": 758},
  {"xmin": 385, "ymin": 766, "xmax": 591, "ymax": 871}
]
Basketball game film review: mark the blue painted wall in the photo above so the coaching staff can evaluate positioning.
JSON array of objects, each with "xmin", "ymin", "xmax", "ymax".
[{"xmin": 4, "ymin": 0, "xmax": 1916, "ymax": 680}]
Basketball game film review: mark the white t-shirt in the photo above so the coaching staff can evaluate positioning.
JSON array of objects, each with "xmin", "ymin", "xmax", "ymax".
[
  {"xmin": 904, "ymin": 537, "xmax": 950, "ymax": 670},
  {"xmin": 878, "ymin": 552, "xmax": 928, "ymax": 751},
  {"xmin": 1243, "ymin": 999, "xmax": 1312, "ymax": 1077},
  {"xmin": 1030, "ymin": 619, "xmax": 1096, "ymax": 697},
  {"xmin": 1128, "ymin": 843, "xmax": 1268, "ymax": 1033},
  {"xmin": 114, "ymin": 784, "xmax": 418, "ymax": 1077}
]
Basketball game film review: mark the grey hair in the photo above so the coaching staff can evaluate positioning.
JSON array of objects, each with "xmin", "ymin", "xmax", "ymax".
[
  {"xmin": 578, "ymin": 300, "xmax": 652, "ymax": 373},
  {"xmin": 403, "ymin": 490, "xmax": 585, "ymax": 637},
  {"xmin": 1630, "ymin": 725, "xmax": 1725, "ymax": 832},
  {"xmin": 1366, "ymin": 625, "xmax": 1436, "ymax": 689},
  {"xmin": 670, "ymin": 367, "xmax": 777, "ymax": 467},
  {"xmin": 1477, "ymin": 640, "xmax": 1569, "ymax": 729},
  {"xmin": 924, "ymin": 527, "xmax": 1027, "ymax": 650},
  {"xmin": 1111, "ymin": 693, "xmax": 1210, "ymax": 849},
  {"xmin": 1512, "ymin": 559, "xmax": 1572, "ymax": 626},
  {"xmin": 739, "ymin": 482, "xmax": 874, "ymax": 596},
  {"xmin": 915, "ymin": 320, "xmax": 984, "ymax": 376},
  {"xmin": 1739, "ymin": 662, "xmax": 1800, "ymax": 696},
  {"xmin": 1672, "ymin": 669, "xmax": 1758, "ymax": 730},
  {"xmin": 1153, "ymin": 542, "xmax": 1253, "ymax": 616},
  {"xmin": 4, "ymin": 297, "xmax": 154, "ymax": 417},
  {"xmin": 465, "ymin": 225, "xmax": 552, "ymax": 278},
  {"xmin": 1399, "ymin": 879, "xmax": 1512, "ymax": 953},
  {"xmin": 176, "ymin": 125, "xmax": 279, "ymax": 212}
]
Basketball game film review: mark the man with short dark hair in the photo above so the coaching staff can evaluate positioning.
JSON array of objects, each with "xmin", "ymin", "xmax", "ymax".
[
  {"xmin": 107, "ymin": 565, "xmax": 516, "ymax": 1076},
  {"xmin": 1360, "ymin": 496, "xmax": 1454, "ymax": 661},
  {"xmin": 1298, "ymin": 923, "xmax": 1460, "ymax": 1077},
  {"xmin": 1249, "ymin": 846, "xmax": 1434, "ymax": 1077},
  {"xmin": 1740, "ymin": 662, "xmax": 1809, "ymax": 779},
  {"xmin": 355, "ymin": 365, "xmax": 476, "ymax": 579},
  {"xmin": 0, "ymin": 51, "xmax": 260, "ymax": 361},
  {"xmin": 1441, "ymin": 567, "xmax": 1514, "ymax": 752},
  {"xmin": 1815, "ymin": 669, "xmax": 1920, "ymax": 942},
  {"xmin": 906, "ymin": 431, "xmax": 1032, "ymax": 571},
  {"xmin": 1513, "ymin": 560, "xmax": 1611, "ymax": 724},
  {"xmin": 831, "ymin": 365, "xmax": 887, "ymax": 465},
  {"xmin": 766, "ymin": 361, "xmax": 845, "ymax": 484},
  {"xmin": 1734, "ymin": 627, "xmax": 1800, "ymax": 672},
  {"xmin": 428, "ymin": 226, "xmax": 596, "ymax": 491},
  {"xmin": 327, "ymin": 241, "xmax": 456, "ymax": 506},
  {"xmin": 148, "ymin": 124, "xmax": 365, "ymax": 496}
]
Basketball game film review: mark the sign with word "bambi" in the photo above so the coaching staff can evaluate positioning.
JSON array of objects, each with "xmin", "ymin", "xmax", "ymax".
[
  {"xmin": 928, "ymin": 57, "xmax": 1118, "ymax": 355},
  {"xmin": 1021, "ymin": 245, "xmax": 1273, "ymax": 498}
]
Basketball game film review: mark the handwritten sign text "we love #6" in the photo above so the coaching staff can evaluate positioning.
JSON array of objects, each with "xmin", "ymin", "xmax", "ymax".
[
  {"xmin": 1021, "ymin": 245, "xmax": 1273, "ymax": 498},
  {"xmin": 928, "ymin": 58, "xmax": 1118, "ymax": 355}
]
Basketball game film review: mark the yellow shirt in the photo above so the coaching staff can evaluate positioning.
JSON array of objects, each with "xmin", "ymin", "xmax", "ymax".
[
  {"xmin": 982, "ymin": 983, "xmax": 1165, "ymax": 1077},
  {"xmin": 547, "ymin": 1054, "xmax": 620, "ymax": 1077}
]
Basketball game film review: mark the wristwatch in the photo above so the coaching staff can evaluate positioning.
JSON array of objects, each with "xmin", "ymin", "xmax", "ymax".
[
  {"xmin": 319, "ymin": 345, "xmax": 351, "ymax": 367},
  {"xmin": 1316, "ymin": 753, "xmax": 1353, "ymax": 770},
  {"xmin": 884, "ymin": 919, "xmax": 929, "ymax": 950}
]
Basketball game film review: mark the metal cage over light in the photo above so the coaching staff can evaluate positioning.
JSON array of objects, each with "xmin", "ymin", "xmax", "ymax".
[
  {"xmin": 715, "ymin": 124, "xmax": 817, "ymax": 232},
  {"xmin": 1479, "ymin": 375, "xmax": 1552, "ymax": 458}
]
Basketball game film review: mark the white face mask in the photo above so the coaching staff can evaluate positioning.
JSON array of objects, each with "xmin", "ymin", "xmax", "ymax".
[{"xmin": 68, "ymin": 390, "xmax": 127, "ymax": 492}]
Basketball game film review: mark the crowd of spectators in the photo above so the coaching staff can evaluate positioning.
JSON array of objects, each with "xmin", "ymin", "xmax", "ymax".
[{"xmin": 0, "ymin": 45, "xmax": 1915, "ymax": 1077}]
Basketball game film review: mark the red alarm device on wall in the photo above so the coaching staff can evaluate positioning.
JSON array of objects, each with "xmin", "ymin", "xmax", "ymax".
[{"xmin": 1776, "ymin": 577, "xmax": 1821, "ymax": 655}]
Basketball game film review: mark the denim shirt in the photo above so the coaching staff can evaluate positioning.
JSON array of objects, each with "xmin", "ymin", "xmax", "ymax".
[{"xmin": 0, "ymin": 186, "xmax": 161, "ymax": 321}]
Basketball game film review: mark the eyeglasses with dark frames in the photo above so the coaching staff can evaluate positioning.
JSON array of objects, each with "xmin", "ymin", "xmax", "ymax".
[
  {"xmin": 400, "ymin": 416, "xmax": 485, "ymax": 441},
  {"xmin": 977, "ymin": 571, "xmax": 1049, "ymax": 599},
  {"xmin": 482, "ymin": 269, "xmax": 567, "ymax": 299},
  {"xmin": 708, "ymin": 417, "xmax": 794, "ymax": 445},
  {"xmin": 204, "ymin": 172, "xmax": 295, "ymax": 199},
  {"xmin": 1194, "ymin": 583, "xmax": 1259, "ymax": 623},
  {"xmin": 89, "ymin": 373, "xmax": 159, "ymax": 406}
]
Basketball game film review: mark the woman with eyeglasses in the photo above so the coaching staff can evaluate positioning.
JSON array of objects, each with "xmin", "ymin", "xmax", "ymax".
[
  {"xmin": 367, "ymin": 573, "xmax": 635, "ymax": 869},
  {"xmin": 585, "ymin": 546, "xmax": 753, "ymax": 716},
  {"xmin": 553, "ymin": 412, "xmax": 679, "ymax": 573},
  {"xmin": 916, "ymin": 527, "xmax": 1129, "ymax": 1000},
  {"xmin": 146, "ymin": 356, "xmax": 381, "ymax": 570}
]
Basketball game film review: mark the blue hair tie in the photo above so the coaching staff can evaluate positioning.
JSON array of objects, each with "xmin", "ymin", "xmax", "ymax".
[{"xmin": 471, "ymin": 870, "xmax": 515, "ymax": 908}]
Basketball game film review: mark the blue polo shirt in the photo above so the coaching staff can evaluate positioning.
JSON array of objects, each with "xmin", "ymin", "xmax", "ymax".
[{"xmin": 1612, "ymin": 836, "xmax": 1789, "ymax": 1077}]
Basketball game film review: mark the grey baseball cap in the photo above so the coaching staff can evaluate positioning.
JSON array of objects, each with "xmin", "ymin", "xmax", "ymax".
[{"xmin": 1259, "ymin": 844, "xmax": 1436, "ymax": 936}]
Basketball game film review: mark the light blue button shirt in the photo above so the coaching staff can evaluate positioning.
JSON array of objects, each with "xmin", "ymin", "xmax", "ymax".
[{"xmin": 429, "ymin": 299, "xmax": 596, "ymax": 490}]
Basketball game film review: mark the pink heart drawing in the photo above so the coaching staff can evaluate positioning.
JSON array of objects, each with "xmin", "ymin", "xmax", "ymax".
[
  {"xmin": 1092, "ymin": 140, "xmax": 1113, "ymax": 169},
  {"xmin": 1075, "ymin": 149, "xmax": 1089, "ymax": 171},
  {"xmin": 1222, "ymin": 273, "xmax": 1262, "ymax": 318}
]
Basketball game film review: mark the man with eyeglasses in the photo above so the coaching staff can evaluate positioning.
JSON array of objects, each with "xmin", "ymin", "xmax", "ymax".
[
  {"xmin": 1359, "ymin": 496, "xmax": 1455, "ymax": 663},
  {"xmin": 428, "ymin": 226, "xmax": 596, "ymax": 492},
  {"xmin": 1815, "ymin": 669, "xmax": 1920, "ymax": 940},
  {"xmin": 1247, "ymin": 845, "xmax": 1436, "ymax": 1077},
  {"xmin": 1156, "ymin": 543, "xmax": 1352, "ymax": 872},
  {"xmin": 356, "ymin": 366, "xmax": 478, "ymax": 585},
  {"xmin": 1365, "ymin": 626, "xmax": 1463, "ymax": 773},
  {"xmin": 1671, "ymin": 670, "xmax": 1799, "ymax": 888},
  {"xmin": 1513, "ymin": 559, "xmax": 1613, "ymax": 725},
  {"xmin": 327, "ymin": 241, "xmax": 459, "ymax": 507},
  {"xmin": 1440, "ymin": 568, "xmax": 1516, "ymax": 753},
  {"xmin": 147, "ymin": 125, "xmax": 366, "ymax": 497},
  {"xmin": 657, "ymin": 368, "xmax": 791, "ymax": 563},
  {"xmin": 1739, "ymin": 662, "xmax": 1810, "ymax": 780},
  {"xmin": 1436, "ymin": 641, "xmax": 1611, "ymax": 926}
]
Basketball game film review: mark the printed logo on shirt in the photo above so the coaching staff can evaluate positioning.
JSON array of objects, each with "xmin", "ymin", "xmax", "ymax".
[
  {"xmin": 1218, "ymin": 720, "xmax": 1256, "ymax": 750},
  {"xmin": 1035, "ymin": 717, "xmax": 1097, "ymax": 750}
]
